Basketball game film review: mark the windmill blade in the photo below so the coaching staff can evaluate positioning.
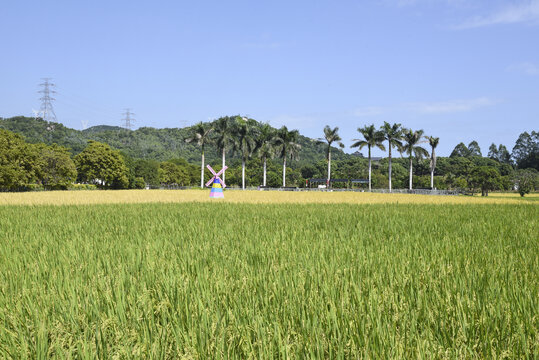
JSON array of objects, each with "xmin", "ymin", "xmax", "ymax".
[
  {"xmin": 206, "ymin": 164, "xmax": 217, "ymax": 176},
  {"xmin": 220, "ymin": 177, "xmax": 226, "ymax": 189},
  {"xmin": 205, "ymin": 176, "xmax": 216, "ymax": 188},
  {"xmin": 32, "ymin": 109, "xmax": 42, "ymax": 119},
  {"xmin": 215, "ymin": 165, "xmax": 228, "ymax": 178}
]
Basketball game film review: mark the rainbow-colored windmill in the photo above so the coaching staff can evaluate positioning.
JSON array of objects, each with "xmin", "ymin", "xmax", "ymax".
[{"xmin": 206, "ymin": 164, "xmax": 228, "ymax": 198}]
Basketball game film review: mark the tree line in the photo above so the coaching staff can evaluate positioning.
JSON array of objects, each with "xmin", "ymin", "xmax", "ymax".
[
  {"xmin": 0, "ymin": 117, "xmax": 537, "ymax": 196},
  {"xmin": 0, "ymin": 116, "xmax": 344, "ymax": 165},
  {"xmin": 184, "ymin": 116, "xmax": 538, "ymax": 196}
]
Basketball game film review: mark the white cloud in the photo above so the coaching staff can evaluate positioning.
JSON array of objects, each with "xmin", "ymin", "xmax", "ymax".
[
  {"xmin": 382, "ymin": 0, "xmax": 466, "ymax": 7},
  {"xmin": 406, "ymin": 97, "xmax": 496, "ymax": 114},
  {"xmin": 353, "ymin": 106, "xmax": 386, "ymax": 117},
  {"xmin": 454, "ymin": 0, "xmax": 539, "ymax": 29},
  {"xmin": 508, "ymin": 62, "xmax": 539, "ymax": 75},
  {"xmin": 352, "ymin": 97, "xmax": 496, "ymax": 117}
]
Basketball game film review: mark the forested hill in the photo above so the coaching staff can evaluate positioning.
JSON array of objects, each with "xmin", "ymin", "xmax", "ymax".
[{"xmin": 0, "ymin": 116, "xmax": 352, "ymax": 166}]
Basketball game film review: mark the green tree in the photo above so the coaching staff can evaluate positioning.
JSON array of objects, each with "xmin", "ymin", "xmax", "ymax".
[
  {"xmin": 214, "ymin": 116, "xmax": 234, "ymax": 183},
  {"xmin": 36, "ymin": 144, "xmax": 78, "ymax": 190},
  {"xmin": 427, "ymin": 136, "xmax": 440, "ymax": 189},
  {"xmin": 470, "ymin": 166, "xmax": 502, "ymax": 196},
  {"xmin": 119, "ymin": 152, "xmax": 137, "ymax": 189},
  {"xmin": 231, "ymin": 117, "xmax": 257, "ymax": 189},
  {"xmin": 1, "ymin": 116, "xmax": 351, "ymax": 169},
  {"xmin": 450, "ymin": 142, "xmax": 470, "ymax": 158},
  {"xmin": 467, "ymin": 141, "xmax": 482, "ymax": 157},
  {"xmin": 497, "ymin": 145, "xmax": 512, "ymax": 165},
  {"xmin": 488, "ymin": 143, "xmax": 498, "ymax": 160},
  {"xmin": 380, "ymin": 122, "xmax": 403, "ymax": 192},
  {"xmin": 133, "ymin": 177, "xmax": 146, "ymax": 189},
  {"xmin": 168, "ymin": 158, "xmax": 199, "ymax": 186},
  {"xmin": 512, "ymin": 131, "xmax": 538, "ymax": 170},
  {"xmin": 185, "ymin": 122, "xmax": 213, "ymax": 188},
  {"xmin": 74, "ymin": 141, "xmax": 129, "ymax": 189},
  {"xmin": 318, "ymin": 126, "xmax": 344, "ymax": 188},
  {"xmin": 488, "ymin": 143, "xmax": 512, "ymax": 165},
  {"xmin": 371, "ymin": 171, "xmax": 388, "ymax": 189},
  {"xmin": 351, "ymin": 124, "xmax": 386, "ymax": 191},
  {"xmin": 256, "ymin": 123, "xmax": 276, "ymax": 187},
  {"xmin": 274, "ymin": 126, "xmax": 301, "ymax": 187},
  {"xmin": 300, "ymin": 164, "xmax": 317, "ymax": 180},
  {"xmin": 158, "ymin": 162, "xmax": 188, "ymax": 186},
  {"xmin": 513, "ymin": 168, "xmax": 539, "ymax": 197},
  {"xmin": 0, "ymin": 129, "xmax": 38, "ymax": 190},
  {"xmin": 379, "ymin": 159, "xmax": 407, "ymax": 189},
  {"xmin": 453, "ymin": 176, "xmax": 468, "ymax": 190},
  {"xmin": 402, "ymin": 129, "xmax": 429, "ymax": 190},
  {"xmin": 0, "ymin": 116, "xmax": 87, "ymax": 153},
  {"xmin": 133, "ymin": 159, "xmax": 160, "ymax": 186}
]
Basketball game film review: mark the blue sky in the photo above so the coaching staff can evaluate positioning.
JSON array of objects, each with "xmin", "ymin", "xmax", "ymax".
[{"xmin": 1, "ymin": 0, "xmax": 538, "ymax": 156}]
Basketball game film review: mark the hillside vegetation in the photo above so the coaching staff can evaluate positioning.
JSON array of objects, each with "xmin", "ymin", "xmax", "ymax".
[
  {"xmin": 0, "ymin": 116, "xmax": 349, "ymax": 165},
  {"xmin": 1, "ymin": 116, "xmax": 537, "ymax": 192}
]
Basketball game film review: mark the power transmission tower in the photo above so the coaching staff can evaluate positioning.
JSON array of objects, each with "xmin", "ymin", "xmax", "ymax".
[
  {"xmin": 122, "ymin": 108, "xmax": 135, "ymax": 130},
  {"xmin": 38, "ymin": 78, "xmax": 57, "ymax": 124}
]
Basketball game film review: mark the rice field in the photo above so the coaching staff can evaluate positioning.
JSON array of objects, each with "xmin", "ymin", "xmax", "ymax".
[
  {"xmin": 0, "ymin": 191, "xmax": 537, "ymax": 358},
  {"xmin": 0, "ymin": 189, "xmax": 537, "ymax": 206}
]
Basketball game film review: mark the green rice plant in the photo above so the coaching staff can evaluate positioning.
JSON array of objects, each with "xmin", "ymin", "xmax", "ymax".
[{"xmin": 0, "ymin": 203, "xmax": 537, "ymax": 358}]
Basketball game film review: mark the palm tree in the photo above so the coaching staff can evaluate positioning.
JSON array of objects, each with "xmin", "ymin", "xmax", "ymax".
[
  {"xmin": 214, "ymin": 116, "xmax": 234, "ymax": 183},
  {"xmin": 427, "ymin": 136, "xmax": 440, "ymax": 189},
  {"xmin": 274, "ymin": 126, "xmax": 301, "ymax": 187},
  {"xmin": 351, "ymin": 125, "xmax": 386, "ymax": 191},
  {"xmin": 185, "ymin": 122, "xmax": 213, "ymax": 188},
  {"xmin": 256, "ymin": 123, "xmax": 276, "ymax": 187},
  {"xmin": 318, "ymin": 126, "xmax": 344, "ymax": 188},
  {"xmin": 380, "ymin": 122, "xmax": 403, "ymax": 192},
  {"xmin": 231, "ymin": 116, "xmax": 257, "ymax": 190},
  {"xmin": 402, "ymin": 129, "xmax": 429, "ymax": 190}
]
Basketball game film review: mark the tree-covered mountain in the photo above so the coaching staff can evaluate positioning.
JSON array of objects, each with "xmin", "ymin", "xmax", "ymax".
[
  {"xmin": 0, "ymin": 116, "xmax": 351, "ymax": 167},
  {"xmin": 1, "ymin": 116, "xmax": 537, "ymax": 193}
]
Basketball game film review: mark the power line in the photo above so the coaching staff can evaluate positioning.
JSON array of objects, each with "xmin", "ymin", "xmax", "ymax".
[
  {"xmin": 38, "ymin": 78, "xmax": 57, "ymax": 125},
  {"xmin": 122, "ymin": 108, "xmax": 135, "ymax": 130}
]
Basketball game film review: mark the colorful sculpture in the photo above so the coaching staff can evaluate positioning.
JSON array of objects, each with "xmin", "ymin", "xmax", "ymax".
[{"xmin": 206, "ymin": 165, "xmax": 227, "ymax": 198}]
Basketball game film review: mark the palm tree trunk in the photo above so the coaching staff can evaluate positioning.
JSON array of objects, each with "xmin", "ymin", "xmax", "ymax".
[
  {"xmin": 263, "ymin": 156, "xmax": 267, "ymax": 187},
  {"xmin": 327, "ymin": 149, "xmax": 331, "ymax": 189},
  {"xmin": 368, "ymin": 146, "xmax": 372, "ymax": 191},
  {"xmin": 222, "ymin": 148, "xmax": 226, "ymax": 183},
  {"xmin": 388, "ymin": 145, "xmax": 392, "ymax": 192},
  {"xmin": 430, "ymin": 148, "xmax": 435, "ymax": 190},
  {"xmin": 200, "ymin": 151, "xmax": 205, "ymax": 189},
  {"xmin": 282, "ymin": 157, "xmax": 286, "ymax": 187},
  {"xmin": 409, "ymin": 156, "xmax": 413, "ymax": 190},
  {"xmin": 242, "ymin": 157, "xmax": 246, "ymax": 190}
]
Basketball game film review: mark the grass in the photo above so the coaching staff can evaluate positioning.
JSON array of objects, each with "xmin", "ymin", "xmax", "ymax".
[{"xmin": 0, "ymin": 197, "xmax": 537, "ymax": 358}]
